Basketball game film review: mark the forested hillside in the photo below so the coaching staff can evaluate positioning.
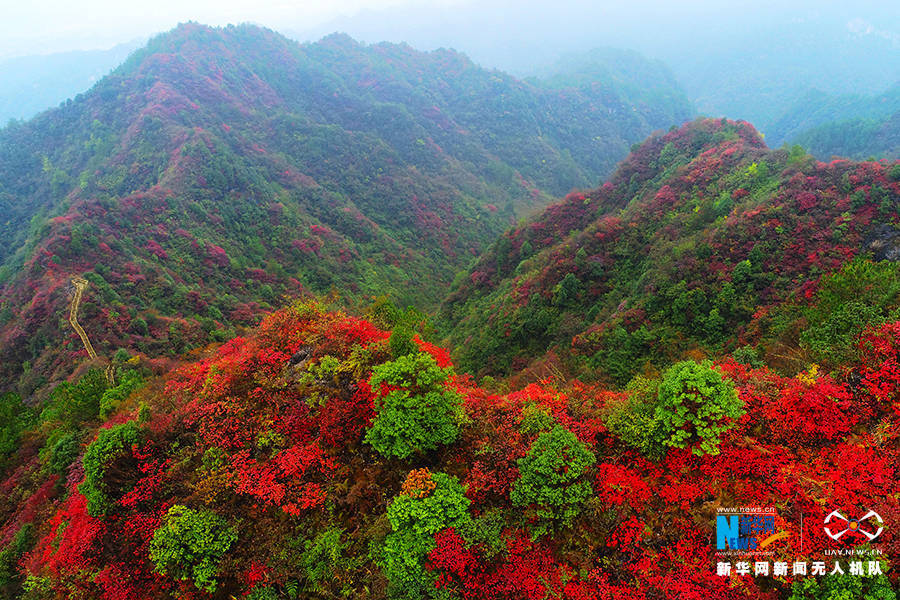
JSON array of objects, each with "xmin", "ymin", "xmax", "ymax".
[
  {"xmin": 0, "ymin": 22, "xmax": 692, "ymax": 396},
  {"xmin": 1, "ymin": 300, "xmax": 898, "ymax": 598},
  {"xmin": 771, "ymin": 83, "xmax": 900, "ymax": 159},
  {"xmin": 441, "ymin": 118, "xmax": 900, "ymax": 384},
  {"xmin": 793, "ymin": 113, "xmax": 900, "ymax": 161},
  {"xmin": 2, "ymin": 5, "xmax": 900, "ymax": 599}
]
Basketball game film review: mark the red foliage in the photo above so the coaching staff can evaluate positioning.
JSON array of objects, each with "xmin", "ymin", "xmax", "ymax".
[
  {"xmin": 315, "ymin": 379, "xmax": 376, "ymax": 448},
  {"xmin": 206, "ymin": 243, "xmax": 229, "ymax": 266},
  {"xmin": 858, "ymin": 321, "xmax": 900, "ymax": 413},
  {"xmin": 414, "ymin": 334, "xmax": 452, "ymax": 368},
  {"xmin": 229, "ymin": 443, "xmax": 334, "ymax": 514},
  {"xmin": 595, "ymin": 463, "xmax": 652, "ymax": 509},
  {"xmin": 27, "ymin": 492, "xmax": 104, "ymax": 577}
]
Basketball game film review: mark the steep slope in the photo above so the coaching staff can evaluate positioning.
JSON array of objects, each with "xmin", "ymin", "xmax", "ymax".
[
  {"xmin": 770, "ymin": 83, "xmax": 900, "ymax": 157},
  {"xmin": 440, "ymin": 118, "xmax": 900, "ymax": 383},
  {"xmin": 0, "ymin": 23, "xmax": 693, "ymax": 395},
  {"xmin": 1, "ymin": 301, "xmax": 898, "ymax": 598},
  {"xmin": 530, "ymin": 47, "xmax": 693, "ymax": 130},
  {"xmin": 793, "ymin": 111, "xmax": 900, "ymax": 161}
]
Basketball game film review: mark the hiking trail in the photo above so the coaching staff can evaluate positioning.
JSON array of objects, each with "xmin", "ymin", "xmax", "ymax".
[{"xmin": 69, "ymin": 276, "xmax": 115, "ymax": 384}]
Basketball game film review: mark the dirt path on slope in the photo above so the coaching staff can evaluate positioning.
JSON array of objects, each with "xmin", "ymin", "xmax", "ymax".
[{"xmin": 69, "ymin": 276, "xmax": 115, "ymax": 384}]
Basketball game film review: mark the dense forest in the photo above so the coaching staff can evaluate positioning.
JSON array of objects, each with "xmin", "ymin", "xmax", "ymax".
[
  {"xmin": 440, "ymin": 118, "xmax": 900, "ymax": 384},
  {"xmin": 1, "ymin": 296, "xmax": 899, "ymax": 598},
  {"xmin": 0, "ymin": 23, "xmax": 692, "ymax": 398},
  {"xmin": 769, "ymin": 84, "xmax": 900, "ymax": 159}
]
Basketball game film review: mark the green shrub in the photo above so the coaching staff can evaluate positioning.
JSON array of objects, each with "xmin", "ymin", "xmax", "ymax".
[
  {"xmin": 510, "ymin": 424, "xmax": 595, "ymax": 533},
  {"xmin": 79, "ymin": 421, "xmax": 141, "ymax": 516},
  {"xmin": 388, "ymin": 326, "xmax": 417, "ymax": 359},
  {"xmin": 365, "ymin": 352, "xmax": 464, "ymax": 459},
  {"xmin": 129, "ymin": 317, "xmax": 149, "ymax": 336},
  {"xmin": 654, "ymin": 360, "xmax": 743, "ymax": 456},
  {"xmin": 801, "ymin": 301, "xmax": 882, "ymax": 365},
  {"xmin": 0, "ymin": 524, "xmax": 33, "ymax": 593},
  {"xmin": 889, "ymin": 164, "xmax": 900, "ymax": 182},
  {"xmin": 799, "ymin": 259, "xmax": 900, "ymax": 366},
  {"xmin": 732, "ymin": 345, "xmax": 764, "ymax": 368},
  {"xmin": 246, "ymin": 586, "xmax": 279, "ymax": 600},
  {"xmin": 301, "ymin": 527, "xmax": 348, "ymax": 592},
  {"xmin": 149, "ymin": 505, "xmax": 237, "ymax": 593},
  {"xmin": 380, "ymin": 472, "xmax": 472, "ymax": 599},
  {"xmin": 519, "ymin": 403, "xmax": 555, "ymax": 436},
  {"xmin": 48, "ymin": 432, "xmax": 81, "ymax": 476},
  {"xmin": 604, "ymin": 376, "xmax": 666, "ymax": 459},
  {"xmin": 99, "ymin": 370, "xmax": 145, "ymax": 420},
  {"xmin": 788, "ymin": 567, "xmax": 895, "ymax": 600},
  {"xmin": 40, "ymin": 369, "xmax": 107, "ymax": 429}
]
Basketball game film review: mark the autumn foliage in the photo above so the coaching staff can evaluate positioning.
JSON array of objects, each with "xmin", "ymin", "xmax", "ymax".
[{"xmin": 0, "ymin": 298, "xmax": 895, "ymax": 598}]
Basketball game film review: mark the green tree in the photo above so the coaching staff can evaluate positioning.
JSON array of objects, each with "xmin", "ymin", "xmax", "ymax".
[
  {"xmin": 655, "ymin": 360, "xmax": 743, "ymax": 456},
  {"xmin": 552, "ymin": 273, "xmax": 581, "ymax": 306},
  {"xmin": 510, "ymin": 424, "xmax": 595, "ymax": 533},
  {"xmin": 380, "ymin": 472, "xmax": 472, "ymax": 599},
  {"xmin": 603, "ymin": 375, "xmax": 666, "ymax": 459},
  {"xmin": 48, "ymin": 432, "xmax": 81, "ymax": 476},
  {"xmin": 149, "ymin": 505, "xmax": 237, "ymax": 593},
  {"xmin": 365, "ymin": 352, "xmax": 465, "ymax": 459},
  {"xmin": 79, "ymin": 420, "xmax": 141, "ymax": 516}
]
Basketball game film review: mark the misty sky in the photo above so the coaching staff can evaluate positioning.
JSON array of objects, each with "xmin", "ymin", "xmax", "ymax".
[
  {"xmin": 4, "ymin": 0, "xmax": 897, "ymax": 61},
  {"xmin": 0, "ymin": 0, "xmax": 467, "ymax": 58}
]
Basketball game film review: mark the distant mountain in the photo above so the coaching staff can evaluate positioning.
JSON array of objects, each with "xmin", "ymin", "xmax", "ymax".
[
  {"xmin": 529, "ymin": 47, "xmax": 693, "ymax": 128},
  {"xmin": 770, "ymin": 84, "xmax": 900, "ymax": 144},
  {"xmin": 770, "ymin": 84, "xmax": 900, "ymax": 159},
  {"xmin": 0, "ymin": 22, "xmax": 692, "ymax": 395},
  {"xmin": 293, "ymin": 0, "xmax": 900, "ymax": 142},
  {"xmin": 440, "ymin": 118, "xmax": 900, "ymax": 384},
  {"xmin": 0, "ymin": 42, "xmax": 141, "ymax": 124},
  {"xmin": 793, "ymin": 111, "xmax": 900, "ymax": 160}
]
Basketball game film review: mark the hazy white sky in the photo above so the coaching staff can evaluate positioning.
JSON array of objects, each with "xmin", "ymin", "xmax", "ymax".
[
  {"xmin": 2, "ymin": 0, "xmax": 897, "ymax": 64},
  {"xmin": 0, "ymin": 0, "xmax": 469, "ymax": 58}
]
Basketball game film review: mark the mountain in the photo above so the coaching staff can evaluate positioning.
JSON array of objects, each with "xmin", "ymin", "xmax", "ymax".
[
  {"xmin": 295, "ymin": 0, "xmax": 900, "ymax": 141},
  {"xmin": 771, "ymin": 84, "xmax": 900, "ymax": 160},
  {"xmin": 440, "ymin": 118, "xmax": 900, "ymax": 384},
  {"xmin": 769, "ymin": 83, "xmax": 900, "ymax": 147},
  {"xmin": 529, "ymin": 47, "xmax": 692, "ymax": 129},
  {"xmin": 0, "ymin": 22, "xmax": 693, "ymax": 396},
  {"xmin": 793, "ymin": 111, "xmax": 900, "ymax": 160},
  {"xmin": 2, "ymin": 299, "xmax": 899, "ymax": 599},
  {"xmin": 0, "ymin": 42, "xmax": 142, "ymax": 125},
  {"xmin": 674, "ymin": 19, "xmax": 900, "ymax": 138}
]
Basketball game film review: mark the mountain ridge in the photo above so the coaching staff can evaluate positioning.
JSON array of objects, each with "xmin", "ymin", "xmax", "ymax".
[
  {"xmin": 440, "ymin": 118, "xmax": 900, "ymax": 384},
  {"xmin": 0, "ymin": 22, "xmax": 693, "ymax": 396}
]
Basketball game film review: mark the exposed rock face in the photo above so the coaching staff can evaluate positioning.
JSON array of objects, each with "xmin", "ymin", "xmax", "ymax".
[{"xmin": 865, "ymin": 224, "xmax": 900, "ymax": 261}]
